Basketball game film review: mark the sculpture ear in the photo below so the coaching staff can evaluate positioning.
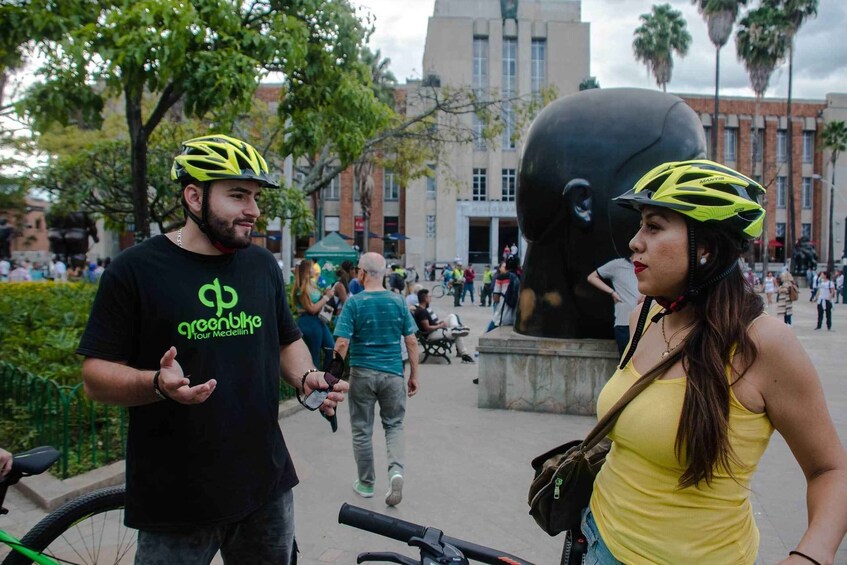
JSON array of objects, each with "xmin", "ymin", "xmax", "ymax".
[{"xmin": 562, "ymin": 178, "xmax": 593, "ymax": 229}]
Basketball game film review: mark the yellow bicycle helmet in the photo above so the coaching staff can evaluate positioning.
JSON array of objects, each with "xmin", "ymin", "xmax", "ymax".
[
  {"xmin": 614, "ymin": 159, "xmax": 765, "ymax": 240},
  {"xmin": 171, "ymin": 134, "xmax": 279, "ymax": 188}
]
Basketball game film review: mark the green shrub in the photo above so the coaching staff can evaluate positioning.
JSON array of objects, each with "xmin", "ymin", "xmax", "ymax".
[{"xmin": 0, "ymin": 282, "xmax": 97, "ymax": 385}]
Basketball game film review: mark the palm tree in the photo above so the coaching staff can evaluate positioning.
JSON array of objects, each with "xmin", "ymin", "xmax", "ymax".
[
  {"xmin": 821, "ymin": 120, "xmax": 847, "ymax": 274},
  {"xmin": 763, "ymin": 0, "xmax": 818, "ymax": 268},
  {"xmin": 692, "ymin": 0, "xmax": 749, "ymax": 161},
  {"xmin": 633, "ymin": 4, "xmax": 692, "ymax": 93},
  {"xmin": 736, "ymin": 5, "xmax": 788, "ymax": 275}
]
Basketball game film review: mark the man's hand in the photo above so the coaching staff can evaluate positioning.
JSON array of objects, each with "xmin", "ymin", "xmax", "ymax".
[
  {"xmin": 158, "ymin": 346, "xmax": 216, "ymax": 404},
  {"xmin": 303, "ymin": 371, "xmax": 349, "ymax": 417},
  {"xmin": 407, "ymin": 373, "xmax": 419, "ymax": 397},
  {"xmin": 0, "ymin": 447, "xmax": 12, "ymax": 478}
]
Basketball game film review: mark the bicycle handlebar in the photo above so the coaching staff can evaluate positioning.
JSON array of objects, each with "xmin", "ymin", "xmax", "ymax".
[{"xmin": 338, "ymin": 503, "xmax": 535, "ymax": 565}]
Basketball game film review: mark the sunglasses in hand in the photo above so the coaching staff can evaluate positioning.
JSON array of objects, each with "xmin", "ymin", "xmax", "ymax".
[{"xmin": 297, "ymin": 349, "xmax": 345, "ymax": 412}]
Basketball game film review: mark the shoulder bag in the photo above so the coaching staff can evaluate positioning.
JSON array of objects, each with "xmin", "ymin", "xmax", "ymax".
[{"xmin": 527, "ymin": 348, "xmax": 681, "ymax": 536}]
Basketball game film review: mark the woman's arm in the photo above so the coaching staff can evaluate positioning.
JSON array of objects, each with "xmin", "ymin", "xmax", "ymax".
[
  {"xmin": 299, "ymin": 285, "xmax": 333, "ymax": 315},
  {"xmin": 753, "ymin": 319, "xmax": 847, "ymax": 565}
]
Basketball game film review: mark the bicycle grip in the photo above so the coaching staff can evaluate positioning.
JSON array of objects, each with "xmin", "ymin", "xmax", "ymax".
[{"xmin": 338, "ymin": 503, "xmax": 426, "ymax": 543}]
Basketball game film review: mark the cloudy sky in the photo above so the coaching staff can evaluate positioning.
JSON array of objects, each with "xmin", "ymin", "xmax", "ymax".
[{"xmin": 353, "ymin": 0, "xmax": 847, "ymax": 100}]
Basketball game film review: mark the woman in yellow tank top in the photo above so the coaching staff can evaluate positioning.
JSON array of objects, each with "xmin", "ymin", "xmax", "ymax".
[{"xmin": 584, "ymin": 161, "xmax": 847, "ymax": 565}]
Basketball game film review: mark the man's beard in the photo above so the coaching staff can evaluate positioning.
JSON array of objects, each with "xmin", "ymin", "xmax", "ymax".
[{"xmin": 206, "ymin": 209, "xmax": 253, "ymax": 249}]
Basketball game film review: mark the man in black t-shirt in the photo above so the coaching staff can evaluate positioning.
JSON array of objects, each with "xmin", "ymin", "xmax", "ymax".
[
  {"xmin": 413, "ymin": 289, "xmax": 475, "ymax": 363},
  {"xmin": 77, "ymin": 135, "xmax": 348, "ymax": 565}
]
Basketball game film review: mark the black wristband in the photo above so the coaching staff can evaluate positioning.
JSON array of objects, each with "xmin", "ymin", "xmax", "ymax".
[
  {"xmin": 789, "ymin": 550, "xmax": 822, "ymax": 565},
  {"xmin": 152, "ymin": 370, "xmax": 170, "ymax": 401},
  {"xmin": 300, "ymin": 368, "xmax": 320, "ymax": 392}
]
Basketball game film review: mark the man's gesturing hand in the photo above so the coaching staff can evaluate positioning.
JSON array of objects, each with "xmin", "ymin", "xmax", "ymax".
[{"xmin": 158, "ymin": 346, "xmax": 216, "ymax": 404}]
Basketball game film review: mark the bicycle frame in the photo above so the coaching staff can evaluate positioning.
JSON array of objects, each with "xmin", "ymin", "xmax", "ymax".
[{"xmin": 0, "ymin": 530, "xmax": 59, "ymax": 565}]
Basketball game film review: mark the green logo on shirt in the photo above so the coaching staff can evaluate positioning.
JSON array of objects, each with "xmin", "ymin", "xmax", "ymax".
[{"xmin": 177, "ymin": 278, "xmax": 263, "ymax": 340}]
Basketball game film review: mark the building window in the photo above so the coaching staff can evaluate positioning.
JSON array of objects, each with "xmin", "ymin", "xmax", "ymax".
[
  {"xmin": 501, "ymin": 37, "xmax": 517, "ymax": 150},
  {"xmin": 531, "ymin": 39, "xmax": 546, "ymax": 98},
  {"xmin": 472, "ymin": 168, "xmax": 487, "ymax": 201},
  {"xmin": 426, "ymin": 215, "xmax": 436, "ymax": 239},
  {"xmin": 473, "ymin": 113, "xmax": 487, "ymax": 151},
  {"xmin": 383, "ymin": 169, "xmax": 399, "ymax": 201},
  {"xmin": 777, "ymin": 129, "xmax": 787, "ymax": 163},
  {"xmin": 473, "ymin": 37, "xmax": 488, "ymax": 90},
  {"xmin": 322, "ymin": 176, "xmax": 340, "ymax": 200},
  {"xmin": 502, "ymin": 168, "xmax": 516, "ymax": 202},
  {"xmin": 750, "ymin": 127, "xmax": 764, "ymax": 163},
  {"xmin": 724, "ymin": 127, "xmax": 737, "ymax": 162},
  {"xmin": 293, "ymin": 170, "xmax": 305, "ymax": 187},
  {"xmin": 703, "ymin": 126, "xmax": 711, "ymax": 158},
  {"xmin": 776, "ymin": 222, "xmax": 786, "ymax": 238},
  {"xmin": 426, "ymin": 165, "xmax": 436, "ymax": 199},
  {"xmin": 776, "ymin": 177, "xmax": 786, "ymax": 208},
  {"xmin": 801, "ymin": 222, "xmax": 812, "ymax": 240},
  {"xmin": 803, "ymin": 131, "xmax": 814, "ymax": 163},
  {"xmin": 802, "ymin": 177, "xmax": 813, "ymax": 209}
]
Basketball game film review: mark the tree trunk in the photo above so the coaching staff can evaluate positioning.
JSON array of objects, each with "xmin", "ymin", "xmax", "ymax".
[
  {"xmin": 712, "ymin": 45, "xmax": 720, "ymax": 161},
  {"xmin": 829, "ymin": 158, "xmax": 838, "ymax": 274},
  {"xmin": 785, "ymin": 47, "xmax": 796, "ymax": 270},
  {"xmin": 126, "ymin": 89, "xmax": 150, "ymax": 244}
]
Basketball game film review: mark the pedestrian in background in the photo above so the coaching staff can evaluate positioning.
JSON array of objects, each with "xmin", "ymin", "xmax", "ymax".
[
  {"xmin": 462, "ymin": 263, "xmax": 475, "ymax": 304},
  {"xmin": 586, "ymin": 254, "xmax": 641, "ymax": 356},
  {"xmin": 776, "ymin": 271, "xmax": 796, "ymax": 326},
  {"xmin": 816, "ymin": 271, "xmax": 836, "ymax": 331},
  {"xmin": 479, "ymin": 264, "xmax": 493, "ymax": 307},
  {"xmin": 334, "ymin": 252, "xmax": 419, "ymax": 507}
]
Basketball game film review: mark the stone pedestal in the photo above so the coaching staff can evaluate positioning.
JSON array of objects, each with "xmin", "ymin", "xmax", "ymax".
[{"xmin": 477, "ymin": 326, "xmax": 619, "ymax": 415}]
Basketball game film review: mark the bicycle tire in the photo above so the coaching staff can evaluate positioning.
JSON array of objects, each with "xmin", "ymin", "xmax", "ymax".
[
  {"xmin": 431, "ymin": 284, "xmax": 445, "ymax": 298},
  {"xmin": 3, "ymin": 486, "xmax": 132, "ymax": 565}
]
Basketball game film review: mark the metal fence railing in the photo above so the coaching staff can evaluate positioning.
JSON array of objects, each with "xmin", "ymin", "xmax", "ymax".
[{"xmin": 1, "ymin": 362, "xmax": 298, "ymax": 479}]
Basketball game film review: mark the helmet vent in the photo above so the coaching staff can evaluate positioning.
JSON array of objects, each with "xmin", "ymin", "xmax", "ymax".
[
  {"xmin": 676, "ymin": 194, "xmax": 730, "ymax": 207},
  {"xmin": 641, "ymin": 173, "xmax": 671, "ymax": 194},
  {"xmin": 679, "ymin": 172, "xmax": 712, "ymax": 183}
]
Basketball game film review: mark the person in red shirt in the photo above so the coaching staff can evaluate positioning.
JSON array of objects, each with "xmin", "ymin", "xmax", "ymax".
[{"xmin": 462, "ymin": 265, "xmax": 476, "ymax": 304}]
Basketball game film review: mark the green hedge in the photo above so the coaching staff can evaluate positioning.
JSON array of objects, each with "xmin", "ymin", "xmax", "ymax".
[{"xmin": 0, "ymin": 282, "xmax": 97, "ymax": 386}]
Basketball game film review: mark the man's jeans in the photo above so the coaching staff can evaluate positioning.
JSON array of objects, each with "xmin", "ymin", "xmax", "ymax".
[
  {"xmin": 349, "ymin": 367, "xmax": 406, "ymax": 487},
  {"xmin": 135, "ymin": 484, "xmax": 295, "ymax": 565}
]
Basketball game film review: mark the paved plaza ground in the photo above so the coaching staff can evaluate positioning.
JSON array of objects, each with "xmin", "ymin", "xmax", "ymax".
[{"xmin": 1, "ymin": 289, "xmax": 846, "ymax": 564}]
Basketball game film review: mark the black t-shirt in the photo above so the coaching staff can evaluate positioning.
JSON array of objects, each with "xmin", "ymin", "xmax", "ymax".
[
  {"xmin": 413, "ymin": 306, "xmax": 436, "ymax": 335},
  {"xmin": 77, "ymin": 236, "xmax": 302, "ymax": 530}
]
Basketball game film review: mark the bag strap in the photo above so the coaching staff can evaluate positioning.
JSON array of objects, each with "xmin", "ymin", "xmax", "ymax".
[{"xmin": 581, "ymin": 348, "xmax": 682, "ymax": 451}]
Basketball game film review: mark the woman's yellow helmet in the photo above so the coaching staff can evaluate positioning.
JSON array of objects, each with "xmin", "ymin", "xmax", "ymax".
[{"xmin": 615, "ymin": 159, "xmax": 765, "ymax": 240}]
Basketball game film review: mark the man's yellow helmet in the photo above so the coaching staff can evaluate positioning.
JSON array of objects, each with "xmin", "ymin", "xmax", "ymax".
[{"xmin": 171, "ymin": 134, "xmax": 279, "ymax": 188}]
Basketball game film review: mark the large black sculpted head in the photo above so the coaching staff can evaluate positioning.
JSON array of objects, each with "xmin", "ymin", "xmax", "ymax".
[{"xmin": 515, "ymin": 88, "xmax": 706, "ymax": 338}]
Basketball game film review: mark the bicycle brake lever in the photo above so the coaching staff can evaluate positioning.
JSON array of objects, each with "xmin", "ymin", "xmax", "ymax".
[{"xmin": 356, "ymin": 551, "xmax": 417, "ymax": 565}]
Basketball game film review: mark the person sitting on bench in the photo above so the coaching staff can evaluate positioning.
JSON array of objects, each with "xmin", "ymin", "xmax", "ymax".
[{"xmin": 413, "ymin": 289, "xmax": 475, "ymax": 363}]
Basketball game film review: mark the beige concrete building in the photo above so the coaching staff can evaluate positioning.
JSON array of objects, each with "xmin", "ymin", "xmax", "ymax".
[{"xmin": 402, "ymin": 0, "xmax": 590, "ymax": 270}]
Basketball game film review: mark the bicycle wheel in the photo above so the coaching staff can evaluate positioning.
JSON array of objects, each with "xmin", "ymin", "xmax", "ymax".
[
  {"xmin": 431, "ymin": 284, "xmax": 445, "ymax": 298},
  {"xmin": 3, "ymin": 486, "xmax": 133, "ymax": 565}
]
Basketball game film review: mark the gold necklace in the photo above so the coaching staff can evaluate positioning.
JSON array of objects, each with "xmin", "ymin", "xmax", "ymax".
[{"xmin": 660, "ymin": 317, "xmax": 690, "ymax": 358}]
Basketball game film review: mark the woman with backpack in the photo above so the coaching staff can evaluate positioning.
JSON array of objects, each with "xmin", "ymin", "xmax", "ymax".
[{"xmin": 776, "ymin": 272, "xmax": 796, "ymax": 326}]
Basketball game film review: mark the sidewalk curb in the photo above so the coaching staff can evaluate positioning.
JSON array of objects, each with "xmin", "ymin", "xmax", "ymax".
[{"xmin": 12, "ymin": 398, "xmax": 304, "ymax": 511}]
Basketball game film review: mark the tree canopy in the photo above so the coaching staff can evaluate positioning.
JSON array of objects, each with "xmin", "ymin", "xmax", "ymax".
[{"xmin": 11, "ymin": 0, "xmax": 389, "ymax": 240}]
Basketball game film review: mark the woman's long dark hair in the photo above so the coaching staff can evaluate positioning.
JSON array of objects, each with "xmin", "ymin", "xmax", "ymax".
[{"xmin": 675, "ymin": 223, "xmax": 763, "ymax": 488}]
